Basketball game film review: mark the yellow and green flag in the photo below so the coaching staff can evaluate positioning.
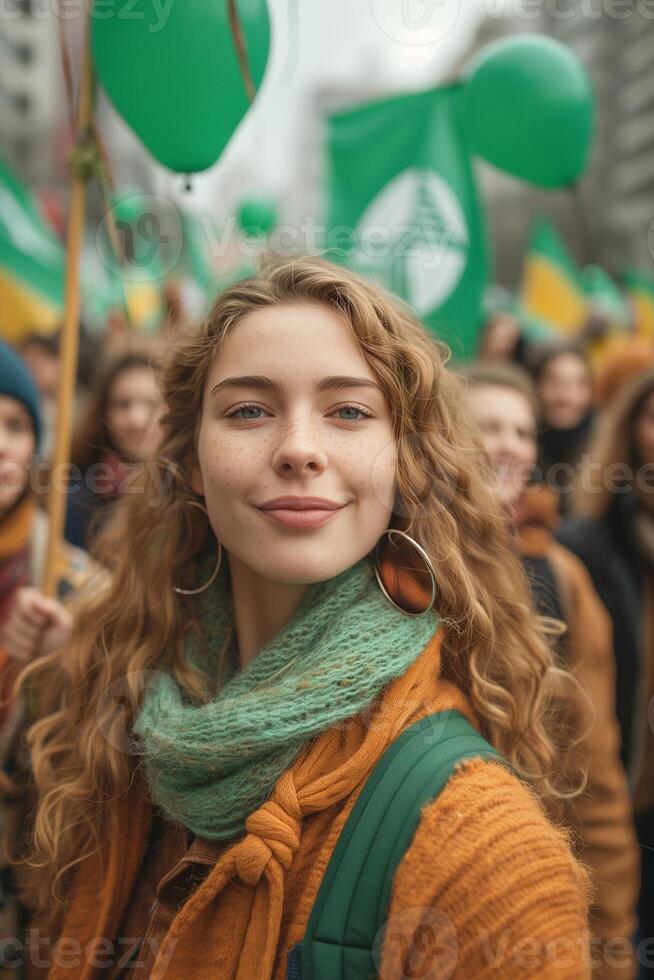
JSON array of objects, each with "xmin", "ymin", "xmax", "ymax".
[
  {"xmin": 623, "ymin": 268, "xmax": 654, "ymax": 338},
  {"xmin": 0, "ymin": 158, "xmax": 64, "ymax": 342},
  {"xmin": 520, "ymin": 217, "xmax": 587, "ymax": 335}
]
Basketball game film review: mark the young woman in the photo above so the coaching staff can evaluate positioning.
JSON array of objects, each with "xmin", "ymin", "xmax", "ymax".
[
  {"xmin": 65, "ymin": 346, "xmax": 165, "ymax": 551},
  {"xmin": 20, "ymin": 259, "xmax": 589, "ymax": 979},
  {"xmin": 464, "ymin": 360, "xmax": 639, "ymax": 980},
  {"xmin": 558, "ymin": 368, "xmax": 654, "ymax": 965}
]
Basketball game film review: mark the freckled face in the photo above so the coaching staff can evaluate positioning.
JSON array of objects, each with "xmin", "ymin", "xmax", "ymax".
[{"xmin": 190, "ymin": 303, "xmax": 397, "ymax": 585}]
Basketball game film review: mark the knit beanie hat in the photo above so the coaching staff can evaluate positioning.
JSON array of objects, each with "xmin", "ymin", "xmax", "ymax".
[{"xmin": 0, "ymin": 339, "xmax": 42, "ymax": 450}]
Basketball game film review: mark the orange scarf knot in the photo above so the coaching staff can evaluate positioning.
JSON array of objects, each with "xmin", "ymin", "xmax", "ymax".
[{"xmin": 235, "ymin": 771, "xmax": 302, "ymax": 885}]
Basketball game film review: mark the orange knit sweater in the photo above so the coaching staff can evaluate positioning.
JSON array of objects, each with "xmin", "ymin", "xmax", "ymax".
[{"xmin": 37, "ymin": 631, "xmax": 592, "ymax": 980}]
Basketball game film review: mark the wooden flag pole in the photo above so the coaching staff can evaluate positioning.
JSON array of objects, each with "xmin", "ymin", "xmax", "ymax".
[
  {"xmin": 42, "ymin": 22, "xmax": 94, "ymax": 598},
  {"xmin": 228, "ymin": 0, "xmax": 256, "ymax": 102}
]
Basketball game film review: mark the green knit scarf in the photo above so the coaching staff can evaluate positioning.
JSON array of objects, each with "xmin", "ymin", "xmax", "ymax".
[{"xmin": 133, "ymin": 555, "xmax": 439, "ymax": 841}]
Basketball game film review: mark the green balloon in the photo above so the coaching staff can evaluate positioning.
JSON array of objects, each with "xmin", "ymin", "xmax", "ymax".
[
  {"xmin": 237, "ymin": 197, "xmax": 278, "ymax": 237},
  {"xmin": 462, "ymin": 35, "xmax": 595, "ymax": 188},
  {"xmin": 91, "ymin": 0, "xmax": 271, "ymax": 174}
]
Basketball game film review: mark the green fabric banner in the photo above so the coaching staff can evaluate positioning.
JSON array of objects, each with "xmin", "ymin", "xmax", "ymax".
[
  {"xmin": 325, "ymin": 84, "xmax": 489, "ymax": 360},
  {"xmin": 0, "ymin": 157, "xmax": 65, "ymax": 306}
]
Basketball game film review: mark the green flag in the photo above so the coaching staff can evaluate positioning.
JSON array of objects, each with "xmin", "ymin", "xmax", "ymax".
[
  {"xmin": 325, "ymin": 84, "xmax": 489, "ymax": 360},
  {"xmin": 623, "ymin": 267, "xmax": 654, "ymax": 338},
  {"xmin": 0, "ymin": 157, "xmax": 65, "ymax": 342},
  {"xmin": 581, "ymin": 264, "xmax": 629, "ymax": 329},
  {"xmin": 520, "ymin": 217, "xmax": 587, "ymax": 335}
]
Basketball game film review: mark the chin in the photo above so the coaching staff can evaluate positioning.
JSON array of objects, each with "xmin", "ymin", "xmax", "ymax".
[
  {"xmin": 551, "ymin": 413, "xmax": 578, "ymax": 430},
  {"xmin": 243, "ymin": 548, "xmax": 366, "ymax": 587},
  {"xmin": 0, "ymin": 490, "xmax": 23, "ymax": 511}
]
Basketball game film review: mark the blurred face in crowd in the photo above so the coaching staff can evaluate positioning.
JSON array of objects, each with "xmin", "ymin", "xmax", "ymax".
[
  {"xmin": 633, "ymin": 389, "xmax": 654, "ymax": 512},
  {"xmin": 105, "ymin": 366, "xmax": 164, "ymax": 462},
  {"xmin": 0, "ymin": 396, "xmax": 35, "ymax": 517},
  {"xmin": 191, "ymin": 303, "xmax": 396, "ymax": 586},
  {"xmin": 21, "ymin": 341, "xmax": 60, "ymax": 400},
  {"xmin": 634, "ymin": 390, "xmax": 654, "ymax": 469},
  {"xmin": 479, "ymin": 313, "xmax": 520, "ymax": 362},
  {"xmin": 466, "ymin": 383, "xmax": 537, "ymax": 509},
  {"xmin": 537, "ymin": 352, "xmax": 592, "ymax": 431}
]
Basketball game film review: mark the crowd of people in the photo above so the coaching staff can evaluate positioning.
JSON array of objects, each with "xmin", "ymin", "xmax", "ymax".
[{"xmin": 0, "ymin": 256, "xmax": 651, "ymax": 977}]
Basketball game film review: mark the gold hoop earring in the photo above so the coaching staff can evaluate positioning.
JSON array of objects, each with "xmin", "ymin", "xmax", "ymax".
[
  {"xmin": 172, "ymin": 500, "xmax": 223, "ymax": 596},
  {"xmin": 373, "ymin": 528, "xmax": 436, "ymax": 616}
]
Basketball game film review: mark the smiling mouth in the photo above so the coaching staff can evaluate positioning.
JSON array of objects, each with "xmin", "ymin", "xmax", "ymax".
[{"xmin": 257, "ymin": 505, "xmax": 345, "ymax": 529}]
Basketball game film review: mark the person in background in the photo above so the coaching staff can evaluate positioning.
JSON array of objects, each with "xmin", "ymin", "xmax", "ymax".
[
  {"xmin": 558, "ymin": 368, "xmax": 654, "ymax": 968},
  {"xmin": 18, "ymin": 333, "xmax": 60, "ymax": 406},
  {"xmin": 531, "ymin": 343, "xmax": 595, "ymax": 511},
  {"xmin": 65, "ymin": 345, "xmax": 165, "ymax": 551},
  {"xmin": 477, "ymin": 308, "xmax": 523, "ymax": 362},
  {"xmin": 593, "ymin": 337, "xmax": 654, "ymax": 412},
  {"xmin": 477, "ymin": 286, "xmax": 559, "ymax": 370},
  {"xmin": 17, "ymin": 332, "xmax": 60, "ymax": 462},
  {"xmin": 19, "ymin": 327, "xmax": 101, "ymax": 464},
  {"xmin": 464, "ymin": 360, "xmax": 639, "ymax": 979},
  {"xmin": 477, "ymin": 285, "xmax": 528, "ymax": 364},
  {"xmin": 0, "ymin": 340, "xmax": 88, "ymax": 979}
]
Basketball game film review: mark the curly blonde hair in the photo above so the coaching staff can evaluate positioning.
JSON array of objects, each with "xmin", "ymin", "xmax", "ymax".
[{"xmin": 18, "ymin": 257, "xmax": 577, "ymax": 922}]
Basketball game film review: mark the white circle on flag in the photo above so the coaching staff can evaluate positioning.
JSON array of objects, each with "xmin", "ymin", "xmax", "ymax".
[
  {"xmin": 370, "ymin": 0, "xmax": 461, "ymax": 47},
  {"xmin": 353, "ymin": 167, "xmax": 469, "ymax": 316}
]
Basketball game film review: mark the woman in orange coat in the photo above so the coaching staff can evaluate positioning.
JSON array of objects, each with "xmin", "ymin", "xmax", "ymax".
[
  {"xmin": 464, "ymin": 360, "xmax": 639, "ymax": 979},
  {"xmin": 19, "ymin": 259, "xmax": 590, "ymax": 979}
]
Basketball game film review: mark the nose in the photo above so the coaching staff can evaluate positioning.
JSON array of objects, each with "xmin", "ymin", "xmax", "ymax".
[
  {"xmin": 503, "ymin": 433, "xmax": 524, "ymax": 459},
  {"xmin": 271, "ymin": 413, "xmax": 328, "ymax": 478},
  {"xmin": 494, "ymin": 436, "xmax": 530, "ymax": 482},
  {"xmin": 126, "ymin": 402, "xmax": 152, "ymax": 433},
  {"xmin": 491, "ymin": 428, "xmax": 520, "ymax": 461}
]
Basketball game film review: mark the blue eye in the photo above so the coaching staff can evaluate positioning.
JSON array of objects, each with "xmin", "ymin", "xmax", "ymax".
[
  {"xmin": 227, "ymin": 402, "xmax": 373, "ymax": 421},
  {"xmin": 335, "ymin": 404, "xmax": 371, "ymax": 421},
  {"xmin": 229, "ymin": 403, "xmax": 265, "ymax": 420}
]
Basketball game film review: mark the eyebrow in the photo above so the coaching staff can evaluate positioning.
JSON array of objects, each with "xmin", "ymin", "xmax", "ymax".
[{"xmin": 210, "ymin": 375, "xmax": 383, "ymax": 398}]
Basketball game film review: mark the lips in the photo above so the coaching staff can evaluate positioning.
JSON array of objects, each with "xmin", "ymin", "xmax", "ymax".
[
  {"xmin": 256, "ymin": 497, "xmax": 346, "ymax": 529},
  {"xmin": 258, "ymin": 496, "xmax": 343, "ymax": 511}
]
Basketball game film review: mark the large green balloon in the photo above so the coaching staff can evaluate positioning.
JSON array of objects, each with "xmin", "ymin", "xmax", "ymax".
[
  {"xmin": 462, "ymin": 36, "xmax": 595, "ymax": 188},
  {"xmin": 91, "ymin": 0, "xmax": 271, "ymax": 174}
]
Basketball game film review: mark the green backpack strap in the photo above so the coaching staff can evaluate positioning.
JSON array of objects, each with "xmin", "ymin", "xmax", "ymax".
[{"xmin": 299, "ymin": 709, "xmax": 503, "ymax": 980}]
